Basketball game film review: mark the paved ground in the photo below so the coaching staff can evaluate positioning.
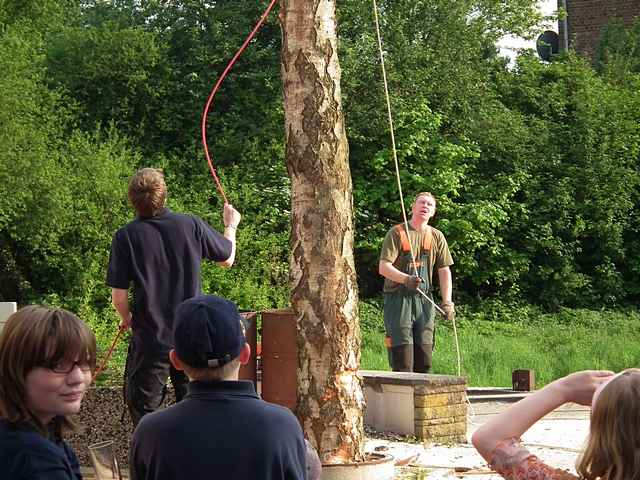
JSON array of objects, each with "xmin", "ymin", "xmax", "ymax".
[
  {"xmin": 81, "ymin": 400, "xmax": 590, "ymax": 479},
  {"xmin": 367, "ymin": 401, "xmax": 590, "ymax": 479}
]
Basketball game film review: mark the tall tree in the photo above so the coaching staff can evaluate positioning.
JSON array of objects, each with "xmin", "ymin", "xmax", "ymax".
[{"xmin": 280, "ymin": 0, "xmax": 365, "ymax": 463}]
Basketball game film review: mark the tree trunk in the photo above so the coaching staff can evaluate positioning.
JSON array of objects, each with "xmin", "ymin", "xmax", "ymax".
[{"xmin": 280, "ymin": 0, "xmax": 365, "ymax": 464}]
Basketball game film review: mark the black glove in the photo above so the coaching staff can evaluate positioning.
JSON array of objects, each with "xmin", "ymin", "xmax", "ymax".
[{"xmin": 403, "ymin": 275, "xmax": 422, "ymax": 291}]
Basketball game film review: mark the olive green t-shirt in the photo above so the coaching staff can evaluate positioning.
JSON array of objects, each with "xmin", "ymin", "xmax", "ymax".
[{"xmin": 379, "ymin": 224, "xmax": 453, "ymax": 293}]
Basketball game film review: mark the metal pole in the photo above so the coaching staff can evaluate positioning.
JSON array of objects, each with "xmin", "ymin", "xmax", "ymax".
[{"xmin": 559, "ymin": 0, "xmax": 569, "ymax": 52}]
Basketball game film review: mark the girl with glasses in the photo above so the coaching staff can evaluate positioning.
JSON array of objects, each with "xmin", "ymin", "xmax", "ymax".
[{"xmin": 0, "ymin": 305, "xmax": 96, "ymax": 479}]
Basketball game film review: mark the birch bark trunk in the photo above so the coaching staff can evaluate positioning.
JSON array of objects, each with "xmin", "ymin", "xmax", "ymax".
[{"xmin": 280, "ymin": 0, "xmax": 365, "ymax": 463}]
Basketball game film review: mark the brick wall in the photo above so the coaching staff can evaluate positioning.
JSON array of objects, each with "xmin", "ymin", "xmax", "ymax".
[
  {"xmin": 414, "ymin": 381, "xmax": 467, "ymax": 443},
  {"xmin": 563, "ymin": 0, "xmax": 640, "ymax": 57}
]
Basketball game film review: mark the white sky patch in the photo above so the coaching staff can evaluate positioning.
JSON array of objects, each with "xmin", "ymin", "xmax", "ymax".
[{"xmin": 498, "ymin": 0, "xmax": 558, "ymax": 64}]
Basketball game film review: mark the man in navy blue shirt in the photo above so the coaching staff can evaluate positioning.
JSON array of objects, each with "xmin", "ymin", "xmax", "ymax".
[
  {"xmin": 130, "ymin": 295, "xmax": 308, "ymax": 480},
  {"xmin": 106, "ymin": 168, "xmax": 241, "ymax": 425}
]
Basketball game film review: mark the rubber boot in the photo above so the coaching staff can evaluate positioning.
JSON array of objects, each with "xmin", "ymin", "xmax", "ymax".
[
  {"xmin": 391, "ymin": 344, "xmax": 414, "ymax": 372},
  {"xmin": 413, "ymin": 343, "xmax": 433, "ymax": 373}
]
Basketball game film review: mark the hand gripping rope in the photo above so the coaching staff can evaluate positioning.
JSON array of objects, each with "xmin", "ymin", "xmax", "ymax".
[
  {"xmin": 93, "ymin": 2, "xmax": 278, "ymax": 383},
  {"xmin": 200, "ymin": 0, "xmax": 278, "ymax": 203},
  {"xmin": 371, "ymin": 0, "xmax": 462, "ymax": 376}
]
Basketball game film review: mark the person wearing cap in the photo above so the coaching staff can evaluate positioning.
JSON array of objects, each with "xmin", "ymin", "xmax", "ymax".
[
  {"xmin": 129, "ymin": 294, "xmax": 309, "ymax": 480},
  {"xmin": 106, "ymin": 168, "xmax": 241, "ymax": 425},
  {"xmin": 378, "ymin": 192, "xmax": 454, "ymax": 373}
]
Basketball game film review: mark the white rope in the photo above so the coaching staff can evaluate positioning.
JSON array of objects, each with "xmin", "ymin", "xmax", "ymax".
[
  {"xmin": 371, "ymin": 0, "xmax": 462, "ymax": 377},
  {"xmin": 371, "ymin": 0, "xmax": 417, "ymax": 274}
]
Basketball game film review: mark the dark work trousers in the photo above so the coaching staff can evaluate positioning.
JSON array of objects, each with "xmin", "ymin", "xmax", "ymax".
[
  {"xmin": 390, "ymin": 343, "xmax": 433, "ymax": 373},
  {"xmin": 384, "ymin": 246, "xmax": 436, "ymax": 373},
  {"xmin": 125, "ymin": 334, "xmax": 189, "ymax": 426}
]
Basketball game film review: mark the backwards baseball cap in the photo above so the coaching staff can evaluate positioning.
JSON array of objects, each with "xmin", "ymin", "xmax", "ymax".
[{"xmin": 173, "ymin": 295, "xmax": 246, "ymax": 368}]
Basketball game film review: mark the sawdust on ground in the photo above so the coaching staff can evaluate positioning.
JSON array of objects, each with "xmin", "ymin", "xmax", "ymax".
[
  {"xmin": 80, "ymin": 401, "xmax": 590, "ymax": 479},
  {"xmin": 367, "ymin": 401, "xmax": 590, "ymax": 479}
]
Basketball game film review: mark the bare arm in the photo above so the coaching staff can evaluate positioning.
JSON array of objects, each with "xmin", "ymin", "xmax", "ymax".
[
  {"xmin": 217, "ymin": 203, "xmax": 241, "ymax": 268},
  {"xmin": 472, "ymin": 370, "xmax": 614, "ymax": 463},
  {"xmin": 437, "ymin": 266, "xmax": 452, "ymax": 303},
  {"xmin": 217, "ymin": 225, "xmax": 237, "ymax": 268},
  {"xmin": 111, "ymin": 288, "xmax": 131, "ymax": 330},
  {"xmin": 379, "ymin": 260, "xmax": 411, "ymax": 284}
]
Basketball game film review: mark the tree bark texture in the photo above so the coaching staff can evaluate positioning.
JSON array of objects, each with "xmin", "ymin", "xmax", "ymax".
[{"xmin": 280, "ymin": 0, "xmax": 365, "ymax": 464}]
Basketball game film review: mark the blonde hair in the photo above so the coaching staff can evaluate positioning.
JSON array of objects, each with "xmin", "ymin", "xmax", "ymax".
[
  {"xmin": 414, "ymin": 192, "xmax": 436, "ymax": 204},
  {"xmin": 577, "ymin": 368, "xmax": 640, "ymax": 480},
  {"xmin": 0, "ymin": 305, "xmax": 96, "ymax": 436},
  {"xmin": 128, "ymin": 168, "xmax": 167, "ymax": 217}
]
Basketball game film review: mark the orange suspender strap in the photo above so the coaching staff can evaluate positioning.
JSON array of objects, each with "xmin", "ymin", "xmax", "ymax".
[
  {"xmin": 395, "ymin": 224, "xmax": 411, "ymax": 252},
  {"xmin": 394, "ymin": 224, "xmax": 432, "ymax": 253}
]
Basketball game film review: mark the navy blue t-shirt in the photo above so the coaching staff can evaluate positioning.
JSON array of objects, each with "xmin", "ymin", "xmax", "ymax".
[
  {"xmin": 131, "ymin": 380, "xmax": 307, "ymax": 480},
  {"xmin": 0, "ymin": 420, "xmax": 81, "ymax": 480},
  {"xmin": 106, "ymin": 208, "xmax": 232, "ymax": 347}
]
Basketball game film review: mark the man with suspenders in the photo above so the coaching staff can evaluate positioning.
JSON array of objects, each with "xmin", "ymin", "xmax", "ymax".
[{"xmin": 378, "ymin": 192, "xmax": 454, "ymax": 372}]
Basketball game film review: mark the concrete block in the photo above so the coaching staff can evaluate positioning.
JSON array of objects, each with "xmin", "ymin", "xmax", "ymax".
[
  {"xmin": 364, "ymin": 383, "xmax": 414, "ymax": 435},
  {"xmin": 360, "ymin": 370, "xmax": 468, "ymax": 440}
]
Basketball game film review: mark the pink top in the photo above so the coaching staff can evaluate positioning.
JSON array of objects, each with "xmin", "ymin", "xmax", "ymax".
[{"xmin": 490, "ymin": 438, "xmax": 578, "ymax": 480}]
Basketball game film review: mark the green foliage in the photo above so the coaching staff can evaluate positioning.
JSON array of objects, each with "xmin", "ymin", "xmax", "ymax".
[
  {"xmin": 46, "ymin": 25, "xmax": 161, "ymax": 139},
  {"xmin": 0, "ymin": 19, "xmax": 135, "ymax": 305},
  {"xmin": 595, "ymin": 18, "xmax": 640, "ymax": 81},
  {"xmin": 2, "ymin": 0, "xmax": 640, "ymax": 366},
  {"xmin": 0, "ymin": 0, "xmax": 79, "ymax": 30},
  {"xmin": 71, "ymin": 0, "xmax": 284, "ymax": 159},
  {"xmin": 492, "ymin": 54, "xmax": 640, "ymax": 306}
]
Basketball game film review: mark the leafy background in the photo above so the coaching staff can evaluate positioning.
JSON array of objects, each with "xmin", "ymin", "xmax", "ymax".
[{"xmin": 1, "ymin": 1, "xmax": 639, "ymax": 379}]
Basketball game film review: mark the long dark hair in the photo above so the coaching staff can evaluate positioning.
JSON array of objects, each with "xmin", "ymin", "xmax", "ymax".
[{"xmin": 577, "ymin": 369, "xmax": 640, "ymax": 480}]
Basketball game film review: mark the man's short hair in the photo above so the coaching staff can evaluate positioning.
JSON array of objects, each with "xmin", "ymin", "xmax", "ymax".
[
  {"xmin": 182, "ymin": 358, "xmax": 242, "ymax": 382},
  {"xmin": 414, "ymin": 191, "xmax": 437, "ymax": 204},
  {"xmin": 128, "ymin": 168, "xmax": 167, "ymax": 217}
]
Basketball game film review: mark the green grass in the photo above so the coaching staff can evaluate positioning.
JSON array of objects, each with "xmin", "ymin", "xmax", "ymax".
[{"xmin": 360, "ymin": 300, "xmax": 640, "ymax": 387}]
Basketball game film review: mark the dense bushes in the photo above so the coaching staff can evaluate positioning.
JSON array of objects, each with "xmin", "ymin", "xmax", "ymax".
[{"xmin": 1, "ymin": 0, "xmax": 639, "ymax": 349}]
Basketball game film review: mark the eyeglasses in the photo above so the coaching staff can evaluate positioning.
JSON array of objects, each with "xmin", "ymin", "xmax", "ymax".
[{"xmin": 44, "ymin": 360, "xmax": 92, "ymax": 374}]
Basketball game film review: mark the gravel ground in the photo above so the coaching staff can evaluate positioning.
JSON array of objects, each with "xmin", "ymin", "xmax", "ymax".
[{"xmin": 80, "ymin": 398, "xmax": 590, "ymax": 479}]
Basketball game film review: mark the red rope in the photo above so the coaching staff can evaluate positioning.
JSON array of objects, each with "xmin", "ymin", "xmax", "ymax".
[
  {"xmin": 200, "ymin": 0, "xmax": 278, "ymax": 203},
  {"xmin": 91, "ymin": 5, "xmax": 277, "ymax": 385},
  {"xmin": 92, "ymin": 326, "xmax": 126, "ymax": 383}
]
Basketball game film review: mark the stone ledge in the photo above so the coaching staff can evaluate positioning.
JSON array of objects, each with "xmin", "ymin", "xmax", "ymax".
[
  {"xmin": 361, "ymin": 370, "xmax": 467, "ymax": 388},
  {"xmin": 361, "ymin": 370, "xmax": 468, "ymax": 441}
]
